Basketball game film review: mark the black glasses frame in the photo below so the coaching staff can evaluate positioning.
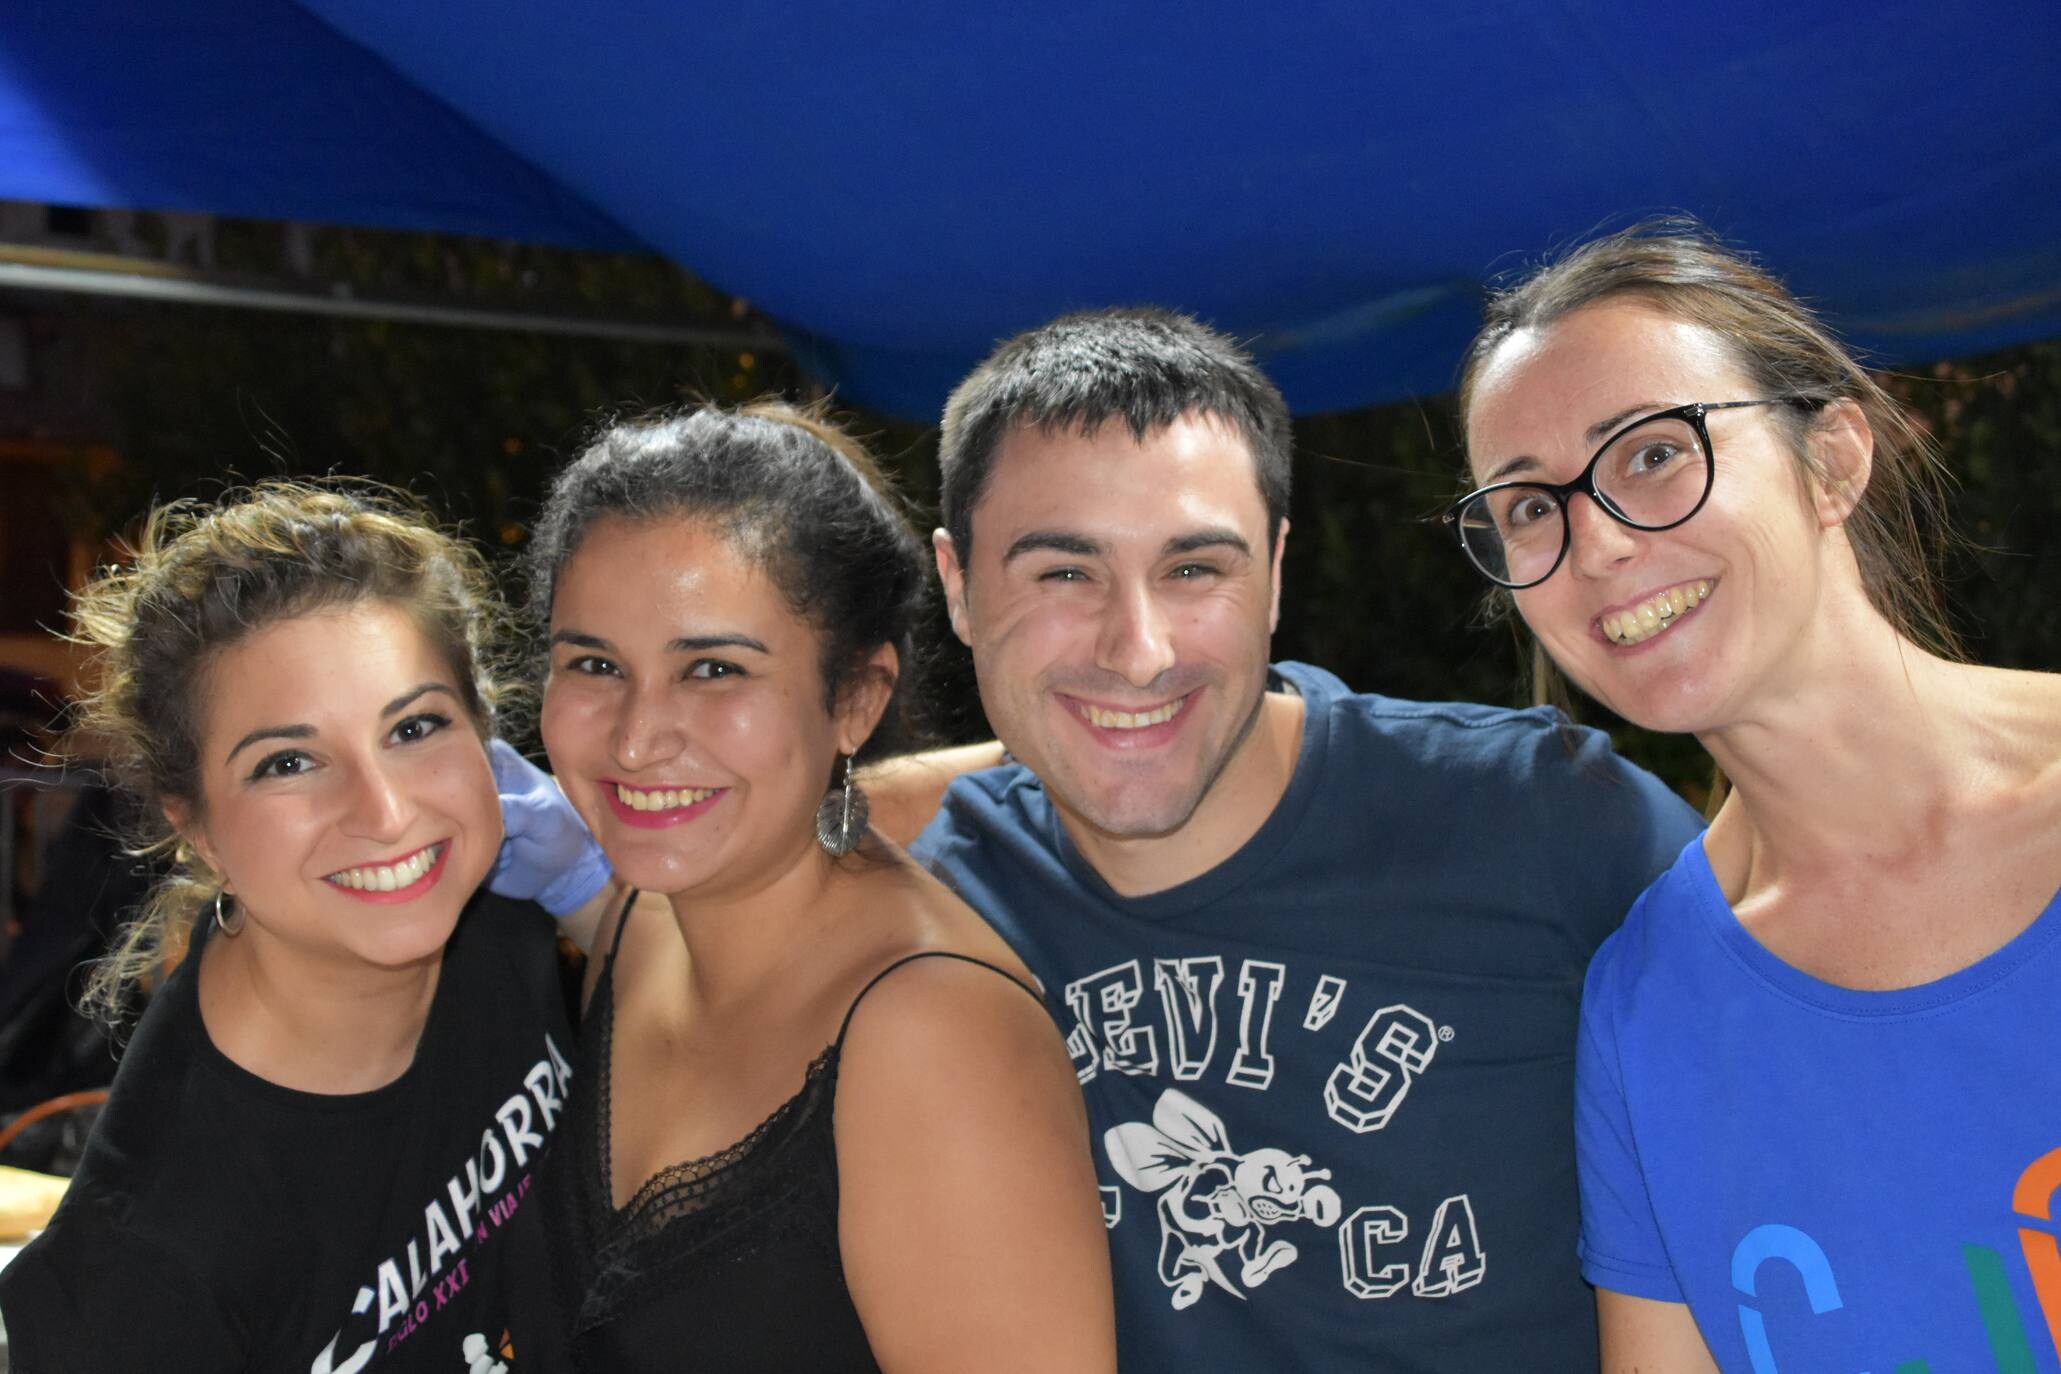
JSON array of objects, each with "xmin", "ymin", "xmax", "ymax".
[{"xmin": 1444, "ymin": 398, "xmax": 1809, "ymax": 590}]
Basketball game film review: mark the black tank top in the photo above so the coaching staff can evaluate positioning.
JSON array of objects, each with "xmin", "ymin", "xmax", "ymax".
[{"xmin": 544, "ymin": 896, "xmax": 1040, "ymax": 1371}]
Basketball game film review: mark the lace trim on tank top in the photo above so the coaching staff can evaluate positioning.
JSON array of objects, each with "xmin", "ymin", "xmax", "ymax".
[{"xmin": 563, "ymin": 895, "xmax": 1040, "ymax": 1337}]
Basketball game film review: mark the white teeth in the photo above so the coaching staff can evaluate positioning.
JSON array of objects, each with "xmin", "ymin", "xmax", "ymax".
[
  {"xmin": 614, "ymin": 783, "xmax": 717, "ymax": 812},
  {"xmin": 1603, "ymin": 582, "xmax": 1712, "ymax": 645},
  {"xmin": 1082, "ymin": 699, "xmax": 1183, "ymax": 729},
  {"xmin": 327, "ymin": 843, "xmax": 440, "ymax": 892}
]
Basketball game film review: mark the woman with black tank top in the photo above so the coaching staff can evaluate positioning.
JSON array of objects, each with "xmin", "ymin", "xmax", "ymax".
[{"xmin": 527, "ymin": 403, "xmax": 1117, "ymax": 1371}]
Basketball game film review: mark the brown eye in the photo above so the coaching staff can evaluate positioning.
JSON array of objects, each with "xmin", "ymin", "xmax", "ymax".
[
  {"xmin": 250, "ymin": 750, "xmax": 312, "ymax": 781},
  {"xmin": 389, "ymin": 712, "xmax": 451, "ymax": 745},
  {"xmin": 1622, "ymin": 441, "xmax": 1684, "ymax": 476}
]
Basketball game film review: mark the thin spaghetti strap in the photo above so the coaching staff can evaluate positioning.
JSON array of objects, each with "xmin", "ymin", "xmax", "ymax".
[
  {"xmin": 603, "ymin": 888, "xmax": 641, "ymax": 967},
  {"xmin": 834, "ymin": 951, "xmax": 1044, "ymax": 1049}
]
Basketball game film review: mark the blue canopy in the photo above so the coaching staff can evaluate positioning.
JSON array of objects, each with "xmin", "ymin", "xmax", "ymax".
[{"xmin": 8, "ymin": 1, "xmax": 2059, "ymax": 418}]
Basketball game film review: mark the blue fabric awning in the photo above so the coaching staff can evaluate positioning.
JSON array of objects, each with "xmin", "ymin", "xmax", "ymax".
[{"xmin": 8, "ymin": 1, "xmax": 2059, "ymax": 419}]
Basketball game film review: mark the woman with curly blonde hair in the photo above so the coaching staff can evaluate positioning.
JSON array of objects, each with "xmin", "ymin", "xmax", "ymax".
[{"xmin": 0, "ymin": 481, "xmax": 583, "ymax": 1372}]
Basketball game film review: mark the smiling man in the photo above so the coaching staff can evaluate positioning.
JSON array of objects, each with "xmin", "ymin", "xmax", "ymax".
[{"xmin": 910, "ymin": 309, "xmax": 1704, "ymax": 1369}]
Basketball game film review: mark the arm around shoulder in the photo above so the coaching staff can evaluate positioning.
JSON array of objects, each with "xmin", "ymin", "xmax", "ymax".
[
  {"xmin": 858, "ymin": 742, "xmax": 1009, "ymax": 848},
  {"xmin": 833, "ymin": 957, "xmax": 1116, "ymax": 1373}
]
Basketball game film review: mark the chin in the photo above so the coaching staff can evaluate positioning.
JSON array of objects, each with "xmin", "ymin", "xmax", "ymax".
[
  {"xmin": 1069, "ymin": 780, "xmax": 1207, "ymax": 841},
  {"xmin": 1591, "ymin": 673, "xmax": 1726, "ymax": 737},
  {"xmin": 603, "ymin": 847, "xmax": 709, "ymax": 898}
]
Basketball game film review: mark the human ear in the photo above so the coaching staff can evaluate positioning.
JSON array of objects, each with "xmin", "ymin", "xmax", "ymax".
[
  {"xmin": 1808, "ymin": 399, "xmax": 1874, "ymax": 528},
  {"xmin": 162, "ymin": 799, "xmax": 225, "ymax": 887},
  {"xmin": 933, "ymin": 529, "xmax": 972, "ymax": 646},
  {"xmin": 835, "ymin": 642, "xmax": 900, "ymax": 757},
  {"xmin": 1267, "ymin": 520, "xmax": 1290, "ymax": 633}
]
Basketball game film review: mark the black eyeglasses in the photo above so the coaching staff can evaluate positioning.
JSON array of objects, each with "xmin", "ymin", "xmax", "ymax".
[{"xmin": 1444, "ymin": 398, "xmax": 1810, "ymax": 589}]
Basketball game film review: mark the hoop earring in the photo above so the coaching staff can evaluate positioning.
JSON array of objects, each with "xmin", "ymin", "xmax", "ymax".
[
  {"xmin": 213, "ymin": 890, "xmax": 245, "ymax": 939},
  {"xmin": 814, "ymin": 755, "xmax": 869, "ymax": 858}
]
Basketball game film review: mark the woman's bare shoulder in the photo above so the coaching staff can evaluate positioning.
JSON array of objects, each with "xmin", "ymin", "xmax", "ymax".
[{"xmin": 843, "ymin": 840, "xmax": 1039, "ymax": 990}]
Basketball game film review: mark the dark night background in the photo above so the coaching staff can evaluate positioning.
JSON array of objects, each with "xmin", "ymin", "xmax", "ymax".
[{"xmin": 8, "ymin": 213, "xmax": 2059, "ymax": 800}]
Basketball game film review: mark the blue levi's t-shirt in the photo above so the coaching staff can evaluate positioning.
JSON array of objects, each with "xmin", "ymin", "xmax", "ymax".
[
  {"xmin": 913, "ymin": 661, "xmax": 1702, "ymax": 1371},
  {"xmin": 1577, "ymin": 839, "xmax": 2061, "ymax": 1372}
]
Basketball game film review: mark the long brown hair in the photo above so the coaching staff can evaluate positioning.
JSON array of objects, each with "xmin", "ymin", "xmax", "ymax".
[{"xmin": 1456, "ymin": 220, "xmax": 1967, "ymax": 814}]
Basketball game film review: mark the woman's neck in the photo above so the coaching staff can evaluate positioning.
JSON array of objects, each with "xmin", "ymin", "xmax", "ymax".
[
  {"xmin": 1699, "ymin": 601, "xmax": 2054, "ymax": 891},
  {"xmin": 197, "ymin": 928, "xmax": 442, "ymax": 1095},
  {"xmin": 664, "ymin": 832, "xmax": 855, "ymax": 1012}
]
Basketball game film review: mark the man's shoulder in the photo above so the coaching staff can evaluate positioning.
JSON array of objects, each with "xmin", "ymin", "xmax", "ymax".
[
  {"xmin": 1286, "ymin": 661, "xmax": 1610, "ymax": 781},
  {"xmin": 1286, "ymin": 663, "xmax": 1703, "ymax": 878},
  {"xmin": 913, "ymin": 761, "xmax": 1051, "ymax": 861}
]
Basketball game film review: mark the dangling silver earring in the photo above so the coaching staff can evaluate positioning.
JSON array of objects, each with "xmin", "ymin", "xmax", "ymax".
[
  {"xmin": 213, "ymin": 890, "xmax": 245, "ymax": 938},
  {"xmin": 814, "ymin": 755, "xmax": 869, "ymax": 858}
]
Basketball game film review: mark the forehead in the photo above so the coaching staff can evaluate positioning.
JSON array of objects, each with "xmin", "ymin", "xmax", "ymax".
[
  {"xmin": 975, "ymin": 412, "xmax": 1268, "ymax": 545},
  {"xmin": 200, "ymin": 603, "xmax": 450, "ymax": 736},
  {"xmin": 553, "ymin": 514, "xmax": 794, "ymax": 628},
  {"xmin": 1466, "ymin": 302, "xmax": 1751, "ymax": 472}
]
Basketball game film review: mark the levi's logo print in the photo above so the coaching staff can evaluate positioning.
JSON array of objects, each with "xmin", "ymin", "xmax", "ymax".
[
  {"xmin": 308, "ymin": 1032, "xmax": 572, "ymax": 1373},
  {"xmin": 1072, "ymin": 957, "xmax": 1488, "ymax": 1308},
  {"xmin": 1728, "ymin": 1146, "xmax": 2061, "ymax": 1371}
]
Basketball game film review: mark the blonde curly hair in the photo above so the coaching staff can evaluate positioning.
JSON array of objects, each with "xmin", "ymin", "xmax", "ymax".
[{"xmin": 67, "ymin": 479, "xmax": 511, "ymax": 1026}]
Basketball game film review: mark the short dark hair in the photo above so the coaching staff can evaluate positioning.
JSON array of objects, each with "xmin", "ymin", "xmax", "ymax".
[
  {"xmin": 938, "ymin": 308, "xmax": 1293, "ymax": 562},
  {"xmin": 527, "ymin": 401, "xmax": 929, "ymax": 757}
]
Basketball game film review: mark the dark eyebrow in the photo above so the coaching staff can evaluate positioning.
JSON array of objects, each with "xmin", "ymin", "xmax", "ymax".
[
  {"xmin": 1586, "ymin": 403, "xmax": 1662, "ymax": 444},
  {"xmin": 224, "ymin": 682, "xmax": 458, "ymax": 765},
  {"xmin": 1480, "ymin": 403, "xmax": 1668, "ymax": 485},
  {"xmin": 382, "ymin": 682, "xmax": 455, "ymax": 718},
  {"xmin": 1003, "ymin": 531, "xmax": 1103, "ymax": 564},
  {"xmin": 1164, "ymin": 528, "xmax": 1251, "ymax": 559},
  {"xmin": 550, "ymin": 628, "xmax": 769, "ymax": 656},
  {"xmin": 225, "ymin": 723, "xmax": 313, "ymax": 765},
  {"xmin": 667, "ymin": 634, "xmax": 769, "ymax": 655}
]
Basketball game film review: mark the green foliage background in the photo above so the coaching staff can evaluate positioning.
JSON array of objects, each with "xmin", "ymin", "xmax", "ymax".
[{"xmin": 53, "ymin": 221, "xmax": 2061, "ymax": 793}]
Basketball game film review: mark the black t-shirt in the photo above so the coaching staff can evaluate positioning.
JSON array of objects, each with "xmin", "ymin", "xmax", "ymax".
[{"xmin": 0, "ymin": 892, "xmax": 576, "ymax": 1373}]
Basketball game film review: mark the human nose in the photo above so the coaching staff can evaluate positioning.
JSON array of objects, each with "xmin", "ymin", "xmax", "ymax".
[
  {"xmin": 339, "ymin": 758, "xmax": 413, "ymax": 841},
  {"xmin": 610, "ymin": 680, "xmax": 686, "ymax": 772},
  {"xmin": 1563, "ymin": 492, "xmax": 1643, "ymax": 580},
  {"xmin": 1095, "ymin": 582, "xmax": 1178, "ymax": 688}
]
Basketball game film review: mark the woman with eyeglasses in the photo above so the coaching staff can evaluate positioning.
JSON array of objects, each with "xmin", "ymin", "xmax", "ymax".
[{"xmin": 1447, "ymin": 222, "xmax": 2061, "ymax": 1369}]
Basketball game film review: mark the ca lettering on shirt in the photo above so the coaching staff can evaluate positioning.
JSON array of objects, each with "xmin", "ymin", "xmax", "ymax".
[
  {"xmin": 1070, "ymin": 956, "xmax": 1486, "ymax": 1308},
  {"xmin": 308, "ymin": 1032, "xmax": 572, "ymax": 1371}
]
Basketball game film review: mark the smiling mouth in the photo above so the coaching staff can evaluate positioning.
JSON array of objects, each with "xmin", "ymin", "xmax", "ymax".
[
  {"xmin": 613, "ymin": 782, "xmax": 723, "ymax": 812},
  {"xmin": 1071, "ymin": 693, "xmax": 1191, "ymax": 731},
  {"xmin": 1600, "ymin": 580, "xmax": 1713, "ymax": 646},
  {"xmin": 325, "ymin": 841, "xmax": 444, "ymax": 893}
]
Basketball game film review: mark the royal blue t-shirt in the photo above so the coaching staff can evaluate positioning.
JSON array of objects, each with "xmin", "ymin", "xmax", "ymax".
[
  {"xmin": 1578, "ymin": 839, "xmax": 2061, "ymax": 1372},
  {"xmin": 914, "ymin": 662, "xmax": 1702, "ymax": 1371}
]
